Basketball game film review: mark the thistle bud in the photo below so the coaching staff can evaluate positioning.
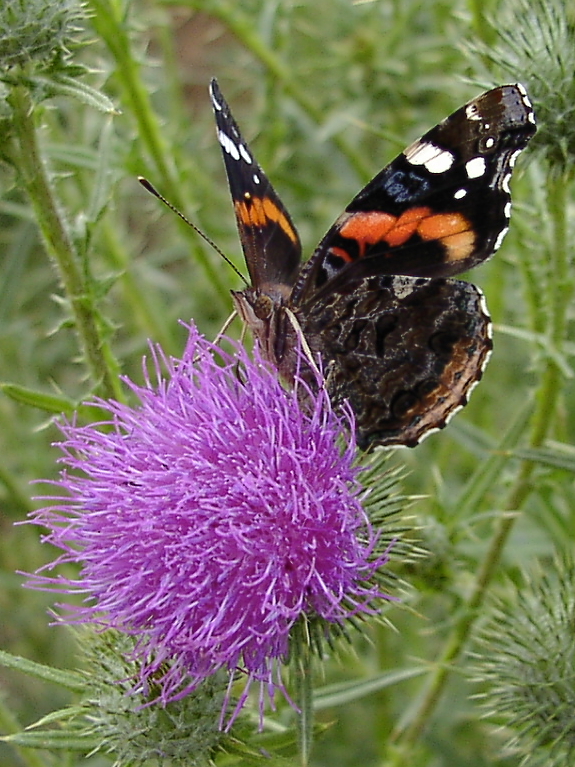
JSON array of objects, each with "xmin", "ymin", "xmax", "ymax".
[{"xmin": 0, "ymin": 0, "xmax": 86, "ymax": 70}]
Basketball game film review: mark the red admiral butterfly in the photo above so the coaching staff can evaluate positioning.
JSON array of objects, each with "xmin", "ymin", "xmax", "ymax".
[{"xmin": 210, "ymin": 80, "xmax": 536, "ymax": 449}]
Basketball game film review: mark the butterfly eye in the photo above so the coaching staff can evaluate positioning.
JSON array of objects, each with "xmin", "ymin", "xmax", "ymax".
[{"xmin": 253, "ymin": 294, "xmax": 275, "ymax": 320}]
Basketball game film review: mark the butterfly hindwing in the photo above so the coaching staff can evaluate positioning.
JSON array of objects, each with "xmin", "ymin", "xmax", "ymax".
[{"xmin": 299, "ymin": 274, "xmax": 492, "ymax": 449}]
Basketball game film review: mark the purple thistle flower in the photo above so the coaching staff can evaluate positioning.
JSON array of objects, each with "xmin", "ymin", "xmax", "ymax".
[{"xmin": 27, "ymin": 323, "xmax": 391, "ymax": 723}]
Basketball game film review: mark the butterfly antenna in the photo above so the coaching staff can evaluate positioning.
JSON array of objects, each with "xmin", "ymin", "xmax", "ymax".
[{"xmin": 138, "ymin": 177, "xmax": 248, "ymax": 286}]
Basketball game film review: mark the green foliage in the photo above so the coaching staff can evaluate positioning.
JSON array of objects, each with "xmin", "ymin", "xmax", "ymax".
[
  {"xmin": 472, "ymin": 558, "xmax": 575, "ymax": 766},
  {"xmin": 0, "ymin": 0, "xmax": 86, "ymax": 69},
  {"xmin": 1, "ymin": 0, "xmax": 574, "ymax": 765},
  {"xmin": 468, "ymin": 0, "xmax": 575, "ymax": 173}
]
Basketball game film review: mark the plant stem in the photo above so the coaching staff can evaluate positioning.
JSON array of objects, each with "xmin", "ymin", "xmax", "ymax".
[
  {"xmin": 293, "ymin": 621, "xmax": 315, "ymax": 766},
  {"xmin": 8, "ymin": 84, "xmax": 123, "ymax": 400}
]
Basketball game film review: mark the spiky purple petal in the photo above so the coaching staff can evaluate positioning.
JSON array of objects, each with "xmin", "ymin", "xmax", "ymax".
[{"xmin": 27, "ymin": 324, "xmax": 390, "ymax": 714}]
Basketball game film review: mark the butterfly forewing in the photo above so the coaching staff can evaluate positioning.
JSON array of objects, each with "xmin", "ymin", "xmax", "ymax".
[
  {"xmin": 293, "ymin": 84, "xmax": 536, "ymax": 300},
  {"xmin": 210, "ymin": 79, "xmax": 302, "ymax": 293},
  {"xmin": 210, "ymin": 80, "xmax": 536, "ymax": 448}
]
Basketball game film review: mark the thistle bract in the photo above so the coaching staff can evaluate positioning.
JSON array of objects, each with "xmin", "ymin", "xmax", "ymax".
[{"xmin": 0, "ymin": 0, "xmax": 85, "ymax": 69}]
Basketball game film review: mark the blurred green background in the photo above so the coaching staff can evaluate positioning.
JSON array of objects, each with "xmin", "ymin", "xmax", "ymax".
[{"xmin": 1, "ymin": 0, "xmax": 573, "ymax": 765}]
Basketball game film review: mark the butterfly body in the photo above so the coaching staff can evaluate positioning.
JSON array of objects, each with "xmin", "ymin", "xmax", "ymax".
[
  {"xmin": 210, "ymin": 80, "xmax": 536, "ymax": 449},
  {"xmin": 231, "ymin": 286, "xmax": 295, "ymax": 382}
]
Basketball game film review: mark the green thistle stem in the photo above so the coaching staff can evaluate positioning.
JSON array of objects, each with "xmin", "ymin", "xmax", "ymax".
[
  {"xmin": 87, "ymin": 0, "xmax": 231, "ymax": 304},
  {"xmin": 7, "ymin": 83, "xmax": 123, "ymax": 401},
  {"xmin": 88, "ymin": 0, "xmax": 177, "ymax": 193},
  {"xmin": 293, "ymin": 621, "xmax": 315, "ymax": 766},
  {"xmin": 387, "ymin": 170, "xmax": 571, "ymax": 760}
]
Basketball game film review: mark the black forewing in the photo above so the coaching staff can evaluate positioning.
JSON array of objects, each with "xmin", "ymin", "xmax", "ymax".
[
  {"xmin": 210, "ymin": 79, "xmax": 302, "ymax": 293},
  {"xmin": 292, "ymin": 84, "xmax": 536, "ymax": 307}
]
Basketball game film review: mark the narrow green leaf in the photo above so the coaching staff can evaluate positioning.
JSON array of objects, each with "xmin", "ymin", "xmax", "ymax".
[
  {"xmin": 1, "ymin": 729, "xmax": 99, "ymax": 751},
  {"xmin": 496, "ymin": 323, "xmax": 575, "ymax": 370},
  {"xmin": 87, "ymin": 117, "xmax": 115, "ymax": 227},
  {"xmin": 508, "ymin": 445, "xmax": 575, "ymax": 473},
  {"xmin": 40, "ymin": 74, "xmax": 118, "ymax": 114},
  {"xmin": 26, "ymin": 706, "xmax": 86, "ymax": 730},
  {"xmin": 313, "ymin": 666, "xmax": 428, "ymax": 709},
  {"xmin": 0, "ymin": 383, "xmax": 77, "ymax": 414},
  {"xmin": 0, "ymin": 383, "xmax": 104, "ymax": 421},
  {"xmin": 0, "ymin": 650, "xmax": 86, "ymax": 693},
  {"xmin": 452, "ymin": 399, "xmax": 534, "ymax": 521}
]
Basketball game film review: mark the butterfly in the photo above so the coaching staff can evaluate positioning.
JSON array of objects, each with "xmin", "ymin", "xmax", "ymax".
[{"xmin": 210, "ymin": 79, "xmax": 536, "ymax": 449}]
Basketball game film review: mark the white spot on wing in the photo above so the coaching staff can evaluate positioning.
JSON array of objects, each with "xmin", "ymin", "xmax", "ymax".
[
  {"xmin": 404, "ymin": 141, "xmax": 454, "ymax": 174},
  {"xmin": 504, "ymin": 201, "xmax": 512, "ymax": 218},
  {"xmin": 466, "ymin": 157, "xmax": 486, "ymax": 179},
  {"xmin": 391, "ymin": 276, "xmax": 417, "ymax": 299},
  {"xmin": 454, "ymin": 188, "xmax": 467, "ymax": 200},
  {"xmin": 466, "ymin": 103, "xmax": 481, "ymax": 121},
  {"xmin": 218, "ymin": 130, "xmax": 240, "ymax": 161},
  {"xmin": 472, "ymin": 286, "xmax": 493, "ymax": 347},
  {"xmin": 239, "ymin": 144, "xmax": 252, "ymax": 164},
  {"xmin": 493, "ymin": 226, "xmax": 509, "ymax": 251},
  {"xmin": 210, "ymin": 84, "xmax": 222, "ymax": 111},
  {"xmin": 515, "ymin": 83, "xmax": 535, "ymax": 121},
  {"xmin": 253, "ymin": 173, "xmax": 260, "ymax": 184},
  {"xmin": 508, "ymin": 149, "xmax": 522, "ymax": 168},
  {"xmin": 478, "ymin": 287, "xmax": 490, "ymax": 321}
]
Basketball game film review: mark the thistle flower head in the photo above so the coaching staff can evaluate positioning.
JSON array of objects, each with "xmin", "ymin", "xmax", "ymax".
[
  {"xmin": 28, "ymin": 324, "xmax": 391, "ymax": 724},
  {"xmin": 0, "ymin": 0, "xmax": 86, "ymax": 70},
  {"xmin": 471, "ymin": 558, "xmax": 575, "ymax": 766}
]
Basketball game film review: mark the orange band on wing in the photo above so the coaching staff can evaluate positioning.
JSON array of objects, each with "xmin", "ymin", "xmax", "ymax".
[
  {"xmin": 338, "ymin": 211, "xmax": 396, "ymax": 243},
  {"xmin": 328, "ymin": 245, "xmax": 354, "ymax": 262},
  {"xmin": 335, "ymin": 207, "xmax": 475, "ymax": 263},
  {"xmin": 386, "ymin": 207, "xmax": 433, "ymax": 247},
  {"xmin": 338, "ymin": 211, "xmax": 396, "ymax": 256},
  {"xmin": 417, "ymin": 212, "xmax": 475, "ymax": 262},
  {"xmin": 417, "ymin": 212, "xmax": 469, "ymax": 240},
  {"xmin": 234, "ymin": 196, "xmax": 299, "ymax": 244},
  {"xmin": 338, "ymin": 207, "xmax": 433, "ymax": 255}
]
